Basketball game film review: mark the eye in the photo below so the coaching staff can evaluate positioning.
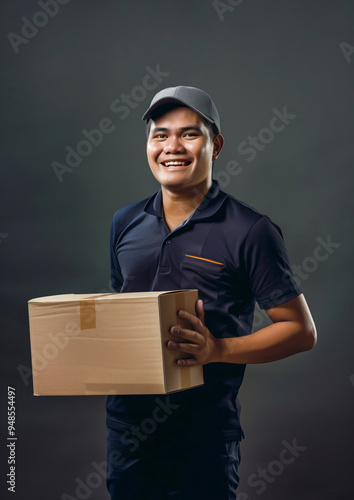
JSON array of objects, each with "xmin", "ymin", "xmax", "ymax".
[
  {"xmin": 183, "ymin": 132, "xmax": 198, "ymax": 138},
  {"xmin": 153, "ymin": 133, "xmax": 167, "ymax": 139}
]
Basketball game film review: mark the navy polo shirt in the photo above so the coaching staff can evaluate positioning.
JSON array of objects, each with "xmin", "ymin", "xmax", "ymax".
[{"xmin": 106, "ymin": 180, "xmax": 302, "ymax": 441}]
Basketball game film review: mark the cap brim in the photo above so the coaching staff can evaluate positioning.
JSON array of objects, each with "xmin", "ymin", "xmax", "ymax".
[{"xmin": 142, "ymin": 97, "xmax": 216, "ymax": 127}]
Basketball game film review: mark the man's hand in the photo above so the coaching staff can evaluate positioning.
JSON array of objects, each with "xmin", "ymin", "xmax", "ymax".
[
  {"xmin": 167, "ymin": 299, "xmax": 221, "ymax": 366},
  {"xmin": 167, "ymin": 294, "xmax": 317, "ymax": 366}
]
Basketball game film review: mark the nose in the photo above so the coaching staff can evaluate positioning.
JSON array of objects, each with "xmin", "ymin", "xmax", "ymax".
[{"xmin": 163, "ymin": 135, "xmax": 186, "ymax": 154}]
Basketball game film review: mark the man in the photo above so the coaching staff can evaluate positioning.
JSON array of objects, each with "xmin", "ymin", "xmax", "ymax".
[{"xmin": 106, "ymin": 86, "xmax": 317, "ymax": 499}]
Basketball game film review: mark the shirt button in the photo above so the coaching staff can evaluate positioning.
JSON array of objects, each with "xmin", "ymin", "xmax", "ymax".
[{"xmin": 165, "ymin": 240, "xmax": 171, "ymax": 244}]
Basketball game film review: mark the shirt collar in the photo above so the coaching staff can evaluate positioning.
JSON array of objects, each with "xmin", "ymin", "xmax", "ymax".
[{"xmin": 143, "ymin": 180, "xmax": 227, "ymax": 220}]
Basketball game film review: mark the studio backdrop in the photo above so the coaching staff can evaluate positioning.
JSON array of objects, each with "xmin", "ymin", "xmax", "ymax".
[{"xmin": 1, "ymin": 1, "xmax": 353, "ymax": 499}]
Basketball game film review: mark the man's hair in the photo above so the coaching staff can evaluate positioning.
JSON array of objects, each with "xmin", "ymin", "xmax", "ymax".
[{"xmin": 145, "ymin": 103, "xmax": 219, "ymax": 140}]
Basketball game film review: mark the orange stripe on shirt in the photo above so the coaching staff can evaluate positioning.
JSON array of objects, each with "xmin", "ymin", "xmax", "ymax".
[{"xmin": 185, "ymin": 254, "xmax": 224, "ymax": 266}]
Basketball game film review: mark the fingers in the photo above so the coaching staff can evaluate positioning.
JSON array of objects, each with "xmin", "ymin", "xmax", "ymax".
[
  {"xmin": 177, "ymin": 308, "xmax": 204, "ymax": 333},
  {"xmin": 170, "ymin": 324, "xmax": 199, "ymax": 343},
  {"xmin": 176, "ymin": 358, "xmax": 197, "ymax": 367},
  {"xmin": 167, "ymin": 339, "xmax": 198, "ymax": 353},
  {"xmin": 195, "ymin": 299, "xmax": 205, "ymax": 325},
  {"xmin": 167, "ymin": 300, "xmax": 207, "ymax": 366},
  {"xmin": 167, "ymin": 339, "xmax": 198, "ymax": 366}
]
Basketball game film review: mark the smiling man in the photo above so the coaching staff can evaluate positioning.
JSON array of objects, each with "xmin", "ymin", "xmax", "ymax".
[{"xmin": 106, "ymin": 86, "xmax": 317, "ymax": 500}]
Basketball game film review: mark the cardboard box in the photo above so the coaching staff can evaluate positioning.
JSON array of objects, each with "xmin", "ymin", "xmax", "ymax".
[{"xmin": 27, "ymin": 290, "xmax": 204, "ymax": 396}]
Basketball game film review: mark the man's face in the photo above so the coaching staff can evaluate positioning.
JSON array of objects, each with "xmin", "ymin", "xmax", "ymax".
[{"xmin": 146, "ymin": 106, "xmax": 221, "ymax": 194}]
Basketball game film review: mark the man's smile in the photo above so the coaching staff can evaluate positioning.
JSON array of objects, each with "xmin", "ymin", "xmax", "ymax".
[
  {"xmin": 161, "ymin": 160, "xmax": 192, "ymax": 167},
  {"xmin": 161, "ymin": 160, "xmax": 192, "ymax": 168}
]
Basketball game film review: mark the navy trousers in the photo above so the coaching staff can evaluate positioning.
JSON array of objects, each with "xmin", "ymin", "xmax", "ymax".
[{"xmin": 106, "ymin": 426, "xmax": 241, "ymax": 499}]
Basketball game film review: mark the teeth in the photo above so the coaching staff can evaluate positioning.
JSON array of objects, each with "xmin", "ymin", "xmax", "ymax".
[{"xmin": 164, "ymin": 161, "xmax": 189, "ymax": 167}]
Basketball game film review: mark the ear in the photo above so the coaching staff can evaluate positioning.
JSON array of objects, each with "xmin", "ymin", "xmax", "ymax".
[{"xmin": 212, "ymin": 134, "xmax": 225, "ymax": 160}]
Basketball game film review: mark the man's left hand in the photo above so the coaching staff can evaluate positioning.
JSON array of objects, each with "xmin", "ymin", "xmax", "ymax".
[{"xmin": 167, "ymin": 299, "xmax": 221, "ymax": 366}]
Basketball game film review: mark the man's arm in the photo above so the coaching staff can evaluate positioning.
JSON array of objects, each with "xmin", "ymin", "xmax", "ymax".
[{"xmin": 167, "ymin": 294, "xmax": 317, "ymax": 366}]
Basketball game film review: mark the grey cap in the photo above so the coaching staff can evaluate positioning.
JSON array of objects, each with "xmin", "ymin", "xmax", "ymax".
[{"xmin": 142, "ymin": 85, "xmax": 221, "ymax": 133}]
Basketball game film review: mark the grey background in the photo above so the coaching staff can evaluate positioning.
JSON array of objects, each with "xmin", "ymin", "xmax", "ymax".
[{"xmin": 1, "ymin": 1, "xmax": 353, "ymax": 499}]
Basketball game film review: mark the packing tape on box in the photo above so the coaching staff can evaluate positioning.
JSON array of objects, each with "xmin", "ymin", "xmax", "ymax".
[
  {"xmin": 80, "ymin": 299, "xmax": 96, "ymax": 330},
  {"xmin": 79, "ymin": 294, "xmax": 116, "ymax": 331},
  {"xmin": 175, "ymin": 293, "xmax": 191, "ymax": 389}
]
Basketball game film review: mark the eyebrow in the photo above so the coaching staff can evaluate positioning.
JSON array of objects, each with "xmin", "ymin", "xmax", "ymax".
[{"xmin": 151, "ymin": 125, "xmax": 203, "ymax": 134}]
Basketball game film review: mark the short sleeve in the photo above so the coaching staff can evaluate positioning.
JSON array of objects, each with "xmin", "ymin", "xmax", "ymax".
[
  {"xmin": 110, "ymin": 214, "xmax": 123, "ymax": 292},
  {"xmin": 243, "ymin": 216, "xmax": 302, "ymax": 309}
]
